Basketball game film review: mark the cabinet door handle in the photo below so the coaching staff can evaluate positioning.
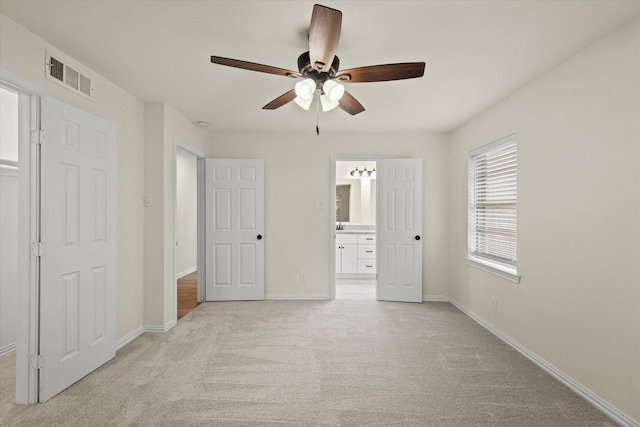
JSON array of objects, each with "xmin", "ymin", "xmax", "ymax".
[
  {"xmin": 415, "ymin": 235, "xmax": 421, "ymax": 241},
  {"xmin": 365, "ymin": 250, "xmax": 373, "ymax": 253},
  {"xmin": 366, "ymin": 265, "xmax": 373, "ymax": 268},
  {"xmin": 257, "ymin": 234, "xmax": 263, "ymax": 240}
]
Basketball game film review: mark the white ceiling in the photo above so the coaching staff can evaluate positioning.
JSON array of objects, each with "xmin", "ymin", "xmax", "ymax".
[{"xmin": 2, "ymin": 1, "xmax": 639, "ymax": 134}]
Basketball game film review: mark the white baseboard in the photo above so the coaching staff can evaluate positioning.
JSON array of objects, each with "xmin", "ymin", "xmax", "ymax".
[
  {"xmin": 0, "ymin": 342, "xmax": 16, "ymax": 356},
  {"xmin": 115, "ymin": 326, "xmax": 143, "ymax": 351},
  {"xmin": 143, "ymin": 320, "xmax": 177, "ymax": 333},
  {"xmin": 448, "ymin": 297, "xmax": 639, "ymax": 427},
  {"xmin": 422, "ymin": 295, "xmax": 449, "ymax": 302},
  {"xmin": 115, "ymin": 320, "xmax": 177, "ymax": 351},
  {"xmin": 265, "ymin": 294, "xmax": 331, "ymax": 300},
  {"xmin": 176, "ymin": 267, "xmax": 197, "ymax": 279}
]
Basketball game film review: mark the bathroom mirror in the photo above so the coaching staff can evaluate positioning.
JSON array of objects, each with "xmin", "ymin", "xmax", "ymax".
[{"xmin": 335, "ymin": 161, "xmax": 376, "ymax": 225}]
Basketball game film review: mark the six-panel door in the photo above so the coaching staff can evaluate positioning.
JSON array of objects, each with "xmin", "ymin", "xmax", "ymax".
[
  {"xmin": 39, "ymin": 97, "xmax": 117, "ymax": 402},
  {"xmin": 376, "ymin": 159, "xmax": 423, "ymax": 303},
  {"xmin": 205, "ymin": 159, "xmax": 264, "ymax": 301}
]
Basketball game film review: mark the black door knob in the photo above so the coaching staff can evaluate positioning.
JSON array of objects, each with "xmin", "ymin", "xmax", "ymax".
[
  {"xmin": 257, "ymin": 234, "xmax": 263, "ymax": 240},
  {"xmin": 415, "ymin": 235, "xmax": 421, "ymax": 241}
]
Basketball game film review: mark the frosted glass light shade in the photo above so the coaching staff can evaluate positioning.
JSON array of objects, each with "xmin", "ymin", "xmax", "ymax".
[
  {"xmin": 323, "ymin": 80, "xmax": 345, "ymax": 102},
  {"xmin": 294, "ymin": 78, "xmax": 315, "ymax": 101},
  {"xmin": 294, "ymin": 96, "xmax": 313, "ymax": 110},
  {"xmin": 320, "ymin": 94, "xmax": 339, "ymax": 111}
]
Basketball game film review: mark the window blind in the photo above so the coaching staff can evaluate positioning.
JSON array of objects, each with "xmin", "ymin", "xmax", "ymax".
[{"xmin": 469, "ymin": 136, "xmax": 517, "ymax": 266}]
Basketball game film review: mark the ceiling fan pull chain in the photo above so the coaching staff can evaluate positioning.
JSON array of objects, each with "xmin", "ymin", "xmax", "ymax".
[{"xmin": 316, "ymin": 91, "xmax": 320, "ymax": 135}]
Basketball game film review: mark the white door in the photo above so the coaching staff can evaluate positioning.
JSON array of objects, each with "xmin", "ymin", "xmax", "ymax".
[
  {"xmin": 39, "ymin": 97, "xmax": 117, "ymax": 402},
  {"xmin": 205, "ymin": 159, "xmax": 264, "ymax": 301},
  {"xmin": 377, "ymin": 159, "xmax": 423, "ymax": 302}
]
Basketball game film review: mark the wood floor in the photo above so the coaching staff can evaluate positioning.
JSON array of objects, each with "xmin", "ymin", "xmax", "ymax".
[{"xmin": 177, "ymin": 271, "xmax": 200, "ymax": 320}]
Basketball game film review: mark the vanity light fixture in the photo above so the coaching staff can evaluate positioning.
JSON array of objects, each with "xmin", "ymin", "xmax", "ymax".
[{"xmin": 350, "ymin": 167, "xmax": 376, "ymax": 178}]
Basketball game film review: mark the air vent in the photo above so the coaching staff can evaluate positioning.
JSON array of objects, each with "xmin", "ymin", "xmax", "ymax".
[
  {"xmin": 45, "ymin": 51, "xmax": 93, "ymax": 100},
  {"xmin": 49, "ymin": 57, "xmax": 64, "ymax": 82},
  {"xmin": 65, "ymin": 65, "xmax": 79, "ymax": 90}
]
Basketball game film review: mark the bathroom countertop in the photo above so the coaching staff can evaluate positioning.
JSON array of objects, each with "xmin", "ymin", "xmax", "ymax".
[{"xmin": 335, "ymin": 229, "xmax": 376, "ymax": 234}]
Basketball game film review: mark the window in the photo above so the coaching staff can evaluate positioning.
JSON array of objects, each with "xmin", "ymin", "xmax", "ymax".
[{"xmin": 467, "ymin": 134, "xmax": 520, "ymax": 282}]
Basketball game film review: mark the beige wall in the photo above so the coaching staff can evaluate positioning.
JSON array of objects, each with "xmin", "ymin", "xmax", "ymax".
[
  {"xmin": 0, "ymin": 14, "xmax": 145, "ymax": 340},
  {"xmin": 176, "ymin": 153, "xmax": 198, "ymax": 275},
  {"xmin": 143, "ymin": 102, "xmax": 210, "ymax": 328},
  {"xmin": 209, "ymin": 131, "xmax": 450, "ymax": 298},
  {"xmin": 448, "ymin": 17, "xmax": 640, "ymax": 421}
]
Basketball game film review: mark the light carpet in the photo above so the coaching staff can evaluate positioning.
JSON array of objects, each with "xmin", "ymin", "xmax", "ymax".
[{"xmin": 0, "ymin": 299, "xmax": 616, "ymax": 426}]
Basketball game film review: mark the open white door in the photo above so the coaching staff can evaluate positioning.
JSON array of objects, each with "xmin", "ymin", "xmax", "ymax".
[
  {"xmin": 205, "ymin": 159, "xmax": 264, "ymax": 301},
  {"xmin": 39, "ymin": 97, "xmax": 117, "ymax": 401},
  {"xmin": 377, "ymin": 159, "xmax": 423, "ymax": 302}
]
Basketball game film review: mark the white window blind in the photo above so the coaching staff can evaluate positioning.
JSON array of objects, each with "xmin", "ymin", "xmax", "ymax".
[{"xmin": 468, "ymin": 134, "xmax": 517, "ymax": 269}]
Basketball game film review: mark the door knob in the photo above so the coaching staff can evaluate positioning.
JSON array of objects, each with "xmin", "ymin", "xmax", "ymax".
[
  {"xmin": 257, "ymin": 234, "xmax": 263, "ymax": 240},
  {"xmin": 415, "ymin": 235, "xmax": 421, "ymax": 241}
]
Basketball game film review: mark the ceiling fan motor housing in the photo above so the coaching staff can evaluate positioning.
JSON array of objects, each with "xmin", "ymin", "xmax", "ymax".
[{"xmin": 297, "ymin": 51, "xmax": 340, "ymax": 89}]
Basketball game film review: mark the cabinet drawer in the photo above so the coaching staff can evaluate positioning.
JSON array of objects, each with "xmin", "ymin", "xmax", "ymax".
[
  {"xmin": 357, "ymin": 234, "xmax": 376, "ymax": 244},
  {"xmin": 336, "ymin": 234, "xmax": 358, "ymax": 244},
  {"xmin": 357, "ymin": 245, "xmax": 376, "ymax": 259},
  {"xmin": 357, "ymin": 259, "xmax": 377, "ymax": 273}
]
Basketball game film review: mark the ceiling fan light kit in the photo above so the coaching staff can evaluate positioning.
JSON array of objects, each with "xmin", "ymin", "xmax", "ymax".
[{"xmin": 210, "ymin": 3, "xmax": 426, "ymax": 131}]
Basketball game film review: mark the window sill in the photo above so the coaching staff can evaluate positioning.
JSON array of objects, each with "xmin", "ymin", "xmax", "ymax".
[{"xmin": 465, "ymin": 257, "xmax": 521, "ymax": 283}]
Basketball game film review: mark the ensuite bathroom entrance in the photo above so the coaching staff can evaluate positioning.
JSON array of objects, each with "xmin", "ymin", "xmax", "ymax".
[{"xmin": 333, "ymin": 159, "xmax": 378, "ymax": 299}]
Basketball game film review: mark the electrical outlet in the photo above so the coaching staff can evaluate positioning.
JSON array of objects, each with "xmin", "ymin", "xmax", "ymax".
[
  {"xmin": 300, "ymin": 272, "xmax": 306, "ymax": 281},
  {"xmin": 492, "ymin": 296, "xmax": 498, "ymax": 311}
]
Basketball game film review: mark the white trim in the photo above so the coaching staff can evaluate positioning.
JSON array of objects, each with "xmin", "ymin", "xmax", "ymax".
[
  {"xmin": 448, "ymin": 297, "xmax": 639, "ymax": 427},
  {"xmin": 422, "ymin": 295, "xmax": 449, "ymax": 302},
  {"xmin": 265, "ymin": 294, "xmax": 331, "ymax": 300},
  {"xmin": 465, "ymin": 257, "xmax": 521, "ymax": 283},
  {"xmin": 0, "ymin": 342, "xmax": 17, "ymax": 356},
  {"xmin": 177, "ymin": 266, "xmax": 197, "ymax": 279},
  {"xmin": 0, "ymin": 69, "xmax": 47, "ymax": 96},
  {"xmin": 115, "ymin": 326, "xmax": 144, "ymax": 351},
  {"xmin": 143, "ymin": 320, "xmax": 177, "ymax": 333},
  {"xmin": 469, "ymin": 132, "xmax": 517, "ymax": 157}
]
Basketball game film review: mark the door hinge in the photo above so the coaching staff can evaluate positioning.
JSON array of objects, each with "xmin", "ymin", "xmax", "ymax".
[
  {"xmin": 30, "ymin": 355, "xmax": 44, "ymax": 370},
  {"xmin": 31, "ymin": 129, "xmax": 45, "ymax": 145},
  {"xmin": 31, "ymin": 242, "xmax": 45, "ymax": 257}
]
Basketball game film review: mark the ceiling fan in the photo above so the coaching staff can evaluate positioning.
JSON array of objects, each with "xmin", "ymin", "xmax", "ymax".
[{"xmin": 210, "ymin": 4, "xmax": 425, "ymax": 117}]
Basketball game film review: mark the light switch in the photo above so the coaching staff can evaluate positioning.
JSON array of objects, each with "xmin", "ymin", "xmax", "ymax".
[
  {"xmin": 144, "ymin": 193, "xmax": 153, "ymax": 207},
  {"xmin": 315, "ymin": 200, "xmax": 324, "ymax": 209}
]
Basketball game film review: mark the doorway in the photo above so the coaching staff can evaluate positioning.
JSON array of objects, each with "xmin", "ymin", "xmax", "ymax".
[
  {"xmin": 331, "ymin": 156, "xmax": 381, "ymax": 299},
  {"xmin": 173, "ymin": 142, "xmax": 205, "ymax": 321},
  {"xmin": 0, "ymin": 73, "xmax": 42, "ymax": 404},
  {"xmin": 0, "ymin": 86, "xmax": 19, "ymax": 356}
]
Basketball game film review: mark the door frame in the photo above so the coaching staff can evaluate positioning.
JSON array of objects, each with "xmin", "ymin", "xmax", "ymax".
[
  {"xmin": 173, "ymin": 140, "xmax": 206, "ymax": 319},
  {"xmin": 330, "ymin": 154, "xmax": 381, "ymax": 300},
  {"xmin": 1, "ymin": 69, "xmax": 46, "ymax": 404}
]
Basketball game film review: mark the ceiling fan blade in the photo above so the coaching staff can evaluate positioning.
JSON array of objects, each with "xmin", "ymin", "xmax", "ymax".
[
  {"xmin": 339, "ymin": 91, "xmax": 365, "ymax": 115},
  {"xmin": 211, "ymin": 56, "xmax": 301, "ymax": 78},
  {"xmin": 336, "ymin": 62, "xmax": 426, "ymax": 83},
  {"xmin": 262, "ymin": 89, "xmax": 297, "ymax": 110},
  {"xmin": 308, "ymin": 4, "xmax": 342, "ymax": 73}
]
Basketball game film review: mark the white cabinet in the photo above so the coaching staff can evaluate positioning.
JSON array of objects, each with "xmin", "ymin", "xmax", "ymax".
[
  {"xmin": 336, "ymin": 234, "xmax": 357, "ymax": 274},
  {"xmin": 336, "ymin": 233, "xmax": 376, "ymax": 278}
]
